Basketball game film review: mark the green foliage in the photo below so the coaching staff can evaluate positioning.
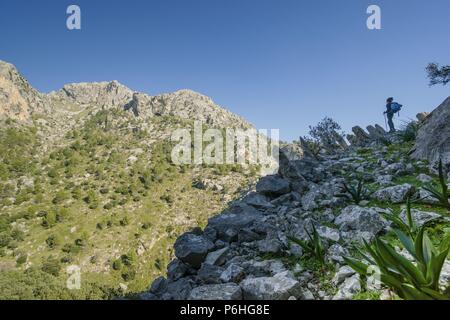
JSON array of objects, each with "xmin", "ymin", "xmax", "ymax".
[
  {"xmin": 46, "ymin": 235, "xmax": 61, "ymax": 249},
  {"xmin": 0, "ymin": 127, "xmax": 38, "ymax": 179},
  {"xmin": 62, "ymin": 243, "xmax": 82, "ymax": 255},
  {"xmin": 382, "ymin": 197, "xmax": 417, "ymax": 235},
  {"xmin": 290, "ymin": 224, "xmax": 326, "ymax": 266},
  {"xmin": 16, "ymin": 254, "xmax": 27, "ymax": 266},
  {"xmin": 306, "ymin": 117, "xmax": 346, "ymax": 153},
  {"xmin": 345, "ymin": 226, "xmax": 450, "ymax": 300},
  {"xmin": 336, "ymin": 178, "xmax": 372, "ymax": 204},
  {"xmin": 426, "ymin": 63, "xmax": 450, "ymax": 86},
  {"xmin": 112, "ymin": 259, "xmax": 123, "ymax": 271},
  {"xmin": 41, "ymin": 256, "xmax": 61, "ymax": 276},
  {"xmin": 300, "ymin": 137, "xmax": 322, "ymax": 158},
  {"xmin": 398, "ymin": 121, "xmax": 420, "ymax": 143},
  {"xmin": 422, "ymin": 160, "xmax": 450, "ymax": 211}
]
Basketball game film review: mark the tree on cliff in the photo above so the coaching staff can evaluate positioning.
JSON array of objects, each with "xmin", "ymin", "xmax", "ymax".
[{"xmin": 426, "ymin": 63, "xmax": 450, "ymax": 86}]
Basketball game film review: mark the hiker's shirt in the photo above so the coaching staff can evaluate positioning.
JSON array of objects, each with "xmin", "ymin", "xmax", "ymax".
[{"xmin": 386, "ymin": 103, "xmax": 394, "ymax": 116}]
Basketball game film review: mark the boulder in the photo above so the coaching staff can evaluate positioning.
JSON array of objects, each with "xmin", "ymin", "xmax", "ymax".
[
  {"xmin": 376, "ymin": 175, "xmax": 393, "ymax": 186},
  {"xmin": 243, "ymin": 192, "xmax": 275, "ymax": 209},
  {"xmin": 204, "ymin": 247, "xmax": 230, "ymax": 266},
  {"xmin": 351, "ymin": 126, "xmax": 371, "ymax": 145},
  {"xmin": 316, "ymin": 226, "xmax": 340, "ymax": 242},
  {"xmin": 411, "ymin": 97, "xmax": 450, "ymax": 169},
  {"xmin": 416, "ymin": 173, "xmax": 432, "ymax": 183},
  {"xmin": 197, "ymin": 263, "xmax": 224, "ymax": 284},
  {"xmin": 174, "ymin": 233, "xmax": 214, "ymax": 268},
  {"xmin": 416, "ymin": 112, "xmax": 430, "ymax": 122},
  {"xmin": 166, "ymin": 278, "xmax": 193, "ymax": 300},
  {"xmin": 188, "ymin": 283, "xmax": 242, "ymax": 300},
  {"xmin": 372, "ymin": 184, "xmax": 416, "ymax": 203},
  {"xmin": 167, "ymin": 259, "xmax": 189, "ymax": 281},
  {"xmin": 257, "ymin": 238, "xmax": 282, "ymax": 254},
  {"xmin": 335, "ymin": 206, "xmax": 388, "ymax": 236},
  {"xmin": 207, "ymin": 203, "xmax": 262, "ymax": 239},
  {"xmin": 256, "ymin": 175, "xmax": 291, "ymax": 196},
  {"xmin": 220, "ymin": 264, "xmax": 246, "ymax": 283},
  {"xmin": 149, "ymin": 276, "xmax": 167, "ymax": 295},
  {"xmin": 332, "ymin": 266, "xmax": 356, "ymax": 285},
  {"xmin": 399, "ymin": 209, "xmax": 447, "ymax": 227},
  {"xmin": 326, "ymin": 243, "xmax": 349, "ymax": 264},
  {"xmin": 240, "ymin": 271, "xmax": 302, "ymax": 300},
  {"xmin": 332, "ymin": 274, "xmax": 361, "ymax": 300}
]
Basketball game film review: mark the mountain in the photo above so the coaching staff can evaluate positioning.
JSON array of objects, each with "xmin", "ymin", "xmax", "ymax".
[{"xmin": 0, "ymin": 60, "xmax": 259, "ymax": 299}]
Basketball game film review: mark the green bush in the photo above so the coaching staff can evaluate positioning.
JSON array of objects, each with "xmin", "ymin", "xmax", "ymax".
[
  {"xmin": 290, "ymin": 224, "xmax": 326, "ymax": 266},
  {"xmin": 46, "ymin": 235, "xmax": 61, "ymax": 249},
  {"xmin": 112, "ymin": 259, "xmax": 123, "ymax": 271},
  {"xmin": 336, "ymin": 178, "xmax": 372, "ymax": 204},
  {"xmin": 16, "ymin": 255, "xmax": 27, "ymax": 266},
  {"xmin": 41, "ymin": 256, "xmax": 61, "ymax": 276}
]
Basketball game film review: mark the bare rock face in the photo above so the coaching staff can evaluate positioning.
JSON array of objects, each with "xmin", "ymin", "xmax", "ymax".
[
  {"xmin": 411, "ymin": 97, "xmax": 450, "ymax": 169},
  {"xmin": 351, "ymin": 126, "xmax": 370, "ymax": 146},
  {"xmin": 0, "ymin": 60, "xmax": 47, "ymax": 121},
  {"xmin": 149, "ymin": 89, "xmax": 252, "ymax": 129},
  {"xmin": 416, "ymin": 112, "xmax": 429, "ymax": 122},
  {"xmin": 51, "ymin": 80, "xmax": 134, "ymax": 107}
]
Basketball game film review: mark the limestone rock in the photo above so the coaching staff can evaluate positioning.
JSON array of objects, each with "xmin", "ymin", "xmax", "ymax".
[
  {"xmin": 411, "ymin": 97, "xmax": 450, "ymax": 169},
  {"xmin": 174, "ymin": 233, "xmax": 214, "ymax": 268},
  {"xmin": 188, "ymin": 283, "xmax": 242, "ymax": 300},
  {"xmin": 372, "ymin": 184, "xmax": 416, "ymax": 203},
  {"xmin": 240, "ymin": 272, "xmax": 302, "ymax": 300}
]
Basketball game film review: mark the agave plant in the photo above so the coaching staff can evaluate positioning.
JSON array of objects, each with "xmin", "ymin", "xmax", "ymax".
[
  {"xmin": 422, "ymin": 159, "xmax": 450, "ymax": 211},
  {"xmin": 382, "ymin": 197, "xmax": 416, "ymax": 236},
  {"xmin": 336, "ymin": 178, "xmax": 372, "ymax": 204},
  {"xmin": 290, "ymin": 224, "xmax": 326, "ymax": 266},
  {"xmin": 344, "ymin": 227, "xmax": 450, "ymax": 300}
]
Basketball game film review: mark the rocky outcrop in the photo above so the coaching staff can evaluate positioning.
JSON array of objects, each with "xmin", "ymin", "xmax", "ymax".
[
  {"xmin": 0, "ymin": 60, "xmax": 47, "ymax": 121},
  {"xmin": 411, "ymin": 96, "xmax": 450, "ymax": 169}
]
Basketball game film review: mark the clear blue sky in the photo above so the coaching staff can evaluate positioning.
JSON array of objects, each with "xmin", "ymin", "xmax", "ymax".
[{"xmin": 1, "ymin": 0, "xmax": 449, "ymax": 141}]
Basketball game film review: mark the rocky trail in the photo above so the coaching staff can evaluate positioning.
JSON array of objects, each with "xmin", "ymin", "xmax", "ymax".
[{"xmin": 144, "ymin": 104, "xmax": 450, "ymax": 300}]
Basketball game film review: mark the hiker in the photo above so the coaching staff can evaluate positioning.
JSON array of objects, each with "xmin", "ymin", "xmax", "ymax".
[{"xmin": 384, "ymin": 97, "xmax": 402, "ymax": 133}]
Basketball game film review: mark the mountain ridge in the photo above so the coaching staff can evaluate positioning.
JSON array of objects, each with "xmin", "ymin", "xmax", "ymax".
[{"xmin": 0, "ymin": 60, "xmax": 253, "ymax": 131}]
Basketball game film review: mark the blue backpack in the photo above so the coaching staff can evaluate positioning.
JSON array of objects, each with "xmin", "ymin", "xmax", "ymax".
[{"xmin": 391, "ymin": 102, "xmax": 403, "ymax": 114}]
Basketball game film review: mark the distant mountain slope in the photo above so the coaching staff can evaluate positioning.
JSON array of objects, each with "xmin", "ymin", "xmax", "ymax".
[{"xmin": 0, "ymin": 60, "xmax": 259, "ymax": 299}]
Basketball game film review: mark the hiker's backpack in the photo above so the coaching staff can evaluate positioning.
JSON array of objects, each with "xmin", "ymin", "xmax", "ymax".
[{"xmin": 390, "ymin": 102, "xmax": 403, "ymax": 114}]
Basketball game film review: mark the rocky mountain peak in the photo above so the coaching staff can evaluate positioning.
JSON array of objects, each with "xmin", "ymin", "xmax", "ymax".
[
  {"xmin": 51, "ymin": 80, "xmax": 134, "ymax": 107},
  {"xmin": 0, "ymin": 60, "xmax": 46, "ymax": 121}
]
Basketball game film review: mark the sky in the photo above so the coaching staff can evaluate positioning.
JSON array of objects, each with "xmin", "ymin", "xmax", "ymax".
[{"xmin": 1, "ymin": 0, "xmax": 449, "ymax": 141}]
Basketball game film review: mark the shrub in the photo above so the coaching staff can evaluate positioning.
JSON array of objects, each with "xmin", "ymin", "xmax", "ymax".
[
  {"xmin": 41, "ymin": 256, "xmax": 61, "ymax": 276},
  {"xmin": 307, "ymin": 117, "xmax": 346, "ymax": 153},
  {"xmin": 62, "ymin": 243, "xmax": 81, "ymax": 255},
  {"xmin": 121, "ymin": 269, "xmax": 136, "ymax": 281},
  {"xmin": 119, "ymin": 217, "xmax": 129, "ymax": 226},
  {"xmin": 398, "ymin": 120, "xmax": 419, "ymax": 142},
  {"xmin": 46, "ymin": 235, "xmax": 61, "ymax": 249},
  {"xmin": 16, "ymin": 255, "xmax": 27, "ymax": 266},
  {"xmin": 290, "ymin": 224, "xmax": 326, "ymax": 266},
  {"xmin": 10, "ymin": 229, "xmax": 25, "ymax": 242},
  {"xmin": 41, "ymin": 211, "xmax": 57, "ymax": 228},
  {"xmin": 112, "ymin": 259, "xmax": 123, "ymax": 271},
  {"xmin": 336, "ymin": 178, "xmax": 372, "ymax": 204},
  {"xmin": 52, "ymin": 190, "xmax": 69, "ymax": 205}
]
